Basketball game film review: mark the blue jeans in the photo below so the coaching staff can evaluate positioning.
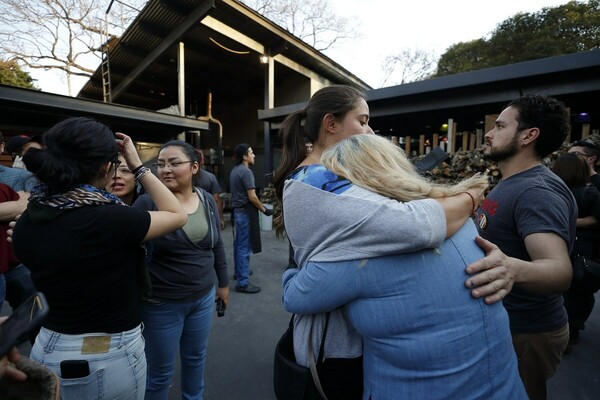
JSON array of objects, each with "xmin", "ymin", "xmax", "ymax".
[
  {"xmin": 30, "ymin": 325, "xmax": 146, "ymax": 400},
  {"xmin": 142, "ymin": 287, "xmax": 215, "ymax": 400},
  {"xmin": 233, "ymin": 211, "xmax": 251, "ymax": 287}
]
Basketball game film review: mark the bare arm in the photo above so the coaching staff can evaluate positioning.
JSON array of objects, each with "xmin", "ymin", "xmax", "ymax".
[
  {"xmin": 576, "ymin": 215, "xmax": 598, "ymax": 228},
  {"xmin": 115, "ymin": 132, "xmax": 187, "ymax": 241},
  {"xmin": 465, "ymin": 232, "xmax": 572, "ymax": 304},
  {"xmin": 0, "ymin": 192, "xmax": 29, "ymax": 222},
  {"xmin": 435, "ymin": 189, "xmax": 484, "ymax": 238},
  {"xmin": 213, "ymin": 193, "xmax": 225, "ymax": 230},
  {"xmin": 247, "ymin": 188, "xmax": 267, "ymax": 213}
]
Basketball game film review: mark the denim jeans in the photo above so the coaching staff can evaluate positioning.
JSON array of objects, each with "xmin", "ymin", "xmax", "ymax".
[
  {"xmin": 30, "ymin": 325, "xmax": 146, "ymax": 400},
  {"xmin": 233, "ymin": 211, "xmax": 251, "ymax": 287},
  {"xmin": 142, "ymin": 287, "xmax": 215, "ymax": 400}
]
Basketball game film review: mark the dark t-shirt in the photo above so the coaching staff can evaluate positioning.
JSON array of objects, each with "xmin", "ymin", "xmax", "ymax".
[
  {"xmin": 589, "ymin": 173, "xmax": 600, "ymax": 191},
  {"xmin": 195, "ymin": 169, "xmax": 222, "ymax": 195},
  {"xmin": 12, "ymin": 204, "xmax": 150, "ymax": 334},
  {"xmin": 475, "ymin": 165, "xmax": 577, "ymax": 334},
  {"xmin": 230, "ymin": 164, "xmax": 255, "ymax": 209},
  {"xmin": 570, "ymin": 184, "xmax": 600, "ymax": 256}
]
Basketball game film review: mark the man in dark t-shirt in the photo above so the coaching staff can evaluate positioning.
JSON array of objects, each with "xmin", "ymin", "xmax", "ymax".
[
  {"xmin": 466, "ymin": 95, "xmax": 576, "ymax": 400},
  {"xmin": 229, "ymin": 144, "xmax": 272, "ymax": 294}
]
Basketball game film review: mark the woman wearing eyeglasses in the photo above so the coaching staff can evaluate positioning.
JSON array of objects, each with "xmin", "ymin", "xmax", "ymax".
[
  {"xmin": 12, "ymin": 117, "xmax": 187, "ymax": 399},
  {"xmin": 132, "ymin": 140, "xmax": 229, "ymax": 400},
  {"xmin": 106, "ymin": 154, "xmax": 143, "ymax": 205}
]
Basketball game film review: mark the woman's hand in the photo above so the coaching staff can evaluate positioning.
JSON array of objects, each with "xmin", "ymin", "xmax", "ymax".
[
  {"xmin": 6, "ymin": 217, "xmax": 19, "ymax": 243},
  {"xmin": 0, "ymin": 317, "xmax": 27, "ymax": 381},
  {"xmin": 115, "ymin": 132, "xmax": 143, "ymax": 170},
  {"xmin": 216, "ymin": 286, "xmax": 229, "ymax": 307}
]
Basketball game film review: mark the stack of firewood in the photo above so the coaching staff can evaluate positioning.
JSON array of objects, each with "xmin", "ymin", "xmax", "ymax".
[
  {"xmin": 260, "ymin": 185, "xmax": 277, "ymax": 205},
  {"xmin": 414, "ymin": 134, "xmax": 600, "ymax": 191}
]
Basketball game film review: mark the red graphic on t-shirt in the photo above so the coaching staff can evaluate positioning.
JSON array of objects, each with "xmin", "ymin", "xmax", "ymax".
[{"xmin": 480, "ymin": 198, "xmax": 498, "ymax": 216}]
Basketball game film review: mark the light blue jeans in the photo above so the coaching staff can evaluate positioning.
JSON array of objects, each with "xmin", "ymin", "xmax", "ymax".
[
  {"xmin": 142, "ymin": 287, "xmax": 215, "ymax": 400},
  {"xmin": 233, "ymin": 211, "xmax": 251, "ymax": 287},
  {"xmin": 30, "ymin": 325, "xmax": 146, "ymax": 400}
]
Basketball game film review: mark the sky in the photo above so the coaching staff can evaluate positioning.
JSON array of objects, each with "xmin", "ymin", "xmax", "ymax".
[
  {"xmin": 325, "ymin": 0, "xmax": 573, "ymax": 88},
  {"xmin": 29, "ymin": 0, "xmax": 573, "ymax": 95}
]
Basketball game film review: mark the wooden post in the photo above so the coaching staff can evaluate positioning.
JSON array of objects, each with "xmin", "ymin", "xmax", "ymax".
[
  {"xmin": 476, "ymin": 128, "xmax": 483, "ymax": 148},
  {"xmin": 469, "ymin": 133, "xmax": 476, "ymax": 151},
  {"xmin": 433, "ymin": 133, "xmax": 439, "ymax": 148},
  {"xmin": 405, "ymin": 136, "xmax": 411, "ymax": 155},
  {"xmin": 582, "ymin": 123, "xmax": 591, "ymax": 139},
  {"xmin": 461, "ymin": 132, "xmax": 468, "ymax": 151},
  {"xmin": 447, "ymin": 118, "xmax": 454, "ymax": 154},
  {"xmin": 419, "ymin": 134, "xmax": 425, "ymax": 155}
]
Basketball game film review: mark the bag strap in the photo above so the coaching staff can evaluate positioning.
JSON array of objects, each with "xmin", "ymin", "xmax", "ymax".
[{"xmin": 308, "ymin": 313, "xmax": 330, "ymax": 400}]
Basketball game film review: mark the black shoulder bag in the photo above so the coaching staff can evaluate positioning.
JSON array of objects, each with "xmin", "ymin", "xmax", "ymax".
[{"xmin": 273, "ymin": 314, "xmax": 330, "ymax": 400}]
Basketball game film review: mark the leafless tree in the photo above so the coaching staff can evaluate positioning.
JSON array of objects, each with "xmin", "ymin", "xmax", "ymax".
[
  {"xmin": 0, "ymin": 0, "xmax": 144, "ymax": 96},
  {"xmin": 241, "ymin": 0, "xmax": 358, "ymax": 51},
  {"xmin": 379, "ymin": 49, "xmax": 438, "ymax": 88}
]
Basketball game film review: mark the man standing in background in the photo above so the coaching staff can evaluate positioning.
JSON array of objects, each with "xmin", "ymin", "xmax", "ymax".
[{"xmin": 229, "ymin": 143, "xmax": 272, "ymax": 294}]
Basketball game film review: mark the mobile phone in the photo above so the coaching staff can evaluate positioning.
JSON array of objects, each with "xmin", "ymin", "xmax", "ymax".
[
  {"xmin": 60, "ymin": 359, "xmax": 90, "ymax": 379},
  {"xmin": 0, "ymin": 292, "xmax": 49, "ymax": 358},
  {"xmin": 216, "ymin": 298, "xmax": 225, "ymax": 317}
]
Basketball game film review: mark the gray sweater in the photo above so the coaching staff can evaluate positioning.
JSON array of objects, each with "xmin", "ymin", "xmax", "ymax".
[{"xmin": 283, "ymin": 177, "xmax": 446, "ymax": 366}]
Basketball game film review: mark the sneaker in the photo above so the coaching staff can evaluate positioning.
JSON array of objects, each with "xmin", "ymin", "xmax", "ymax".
[{"xmin": 235, "ymin": 283, "xmax": 261, "ymax": 294}]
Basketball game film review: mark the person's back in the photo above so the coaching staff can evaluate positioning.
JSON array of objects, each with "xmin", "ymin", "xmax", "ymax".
[
  {"xmin": 10, "ymin": 117, "xmax": 186, "ymax": 400},
  {"xmin": 285, "ymin": 221, "xmax": 527, "ymax": 399},
  {"xmin": 14, "ymin": 204, "xmax": 148, "ymax": 333}
]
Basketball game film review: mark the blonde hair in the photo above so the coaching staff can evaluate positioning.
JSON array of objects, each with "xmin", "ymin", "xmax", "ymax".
[{"xmin": 321, "ymin": 134, "xmax": 488, "ymax": 201}]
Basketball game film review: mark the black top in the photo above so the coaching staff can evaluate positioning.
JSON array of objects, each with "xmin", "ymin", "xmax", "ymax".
[
  {"xmin": 13, "ymin": 204, "xmax": 150, "ymax": 334},
  {"xmin": 570, "ymin": 184, "xmax": 600, "ymax": 258}
]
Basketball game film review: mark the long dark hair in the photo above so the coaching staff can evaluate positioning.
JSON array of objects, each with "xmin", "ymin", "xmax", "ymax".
[
  {"xmin": 23, "ymin": 117, "xmax": 117, "ymax": 195},
  {"xmin": 272, "ymin": 85, "xmax": 365, "ymax": 236}
]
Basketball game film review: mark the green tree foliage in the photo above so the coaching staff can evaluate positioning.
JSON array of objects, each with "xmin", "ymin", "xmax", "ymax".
[
  {"xmin": 0, "ymin": 59, "xmax": 37, "ymax": 89},
  {"xmin": 435, "ymin": 0, "xmax": 600, "ymax": 76}
]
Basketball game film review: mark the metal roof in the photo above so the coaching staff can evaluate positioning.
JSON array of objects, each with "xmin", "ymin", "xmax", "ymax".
[
  {"xmin": 78, "ymin": 0, "xmax": 370, "ymax": 111},
  {"xmin": 0, "ymin": 84, "xmax": 208, "ymax": 142},
  {"xmin": 258, "ymin": 50, "xmax": 600, "ymax": 136}
]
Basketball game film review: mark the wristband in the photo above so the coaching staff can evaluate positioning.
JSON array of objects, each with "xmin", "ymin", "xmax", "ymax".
[
  {"xmin": 131, "ymin": 164, "xmax": 144, "ymax": 174},
  {"xmin": 134, "ymin": 166, "xmax": 150, "ymax": 181},
  {"xmin": 463, "ymin": 192, "xmax": 476, "ymax": 214}
]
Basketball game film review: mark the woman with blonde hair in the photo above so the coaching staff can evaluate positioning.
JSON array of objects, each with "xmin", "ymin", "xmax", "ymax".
[
  {"xmin": 282, "ymin": 134, "xmax": 526, "ymax": 399},
  {"xmin": 272, "ymin": 85, "xmax": 513, "ymax": 399}
]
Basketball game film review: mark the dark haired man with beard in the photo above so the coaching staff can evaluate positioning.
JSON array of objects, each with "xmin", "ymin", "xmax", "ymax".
[{"xmin": 464, "ymin": 95, "xmax": 577, "ymax": 400}]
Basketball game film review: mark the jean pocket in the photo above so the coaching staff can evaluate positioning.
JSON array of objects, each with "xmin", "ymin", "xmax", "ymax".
[{"xmin": 59, "ymin": 368, "xmax": 104, "ymax": 399}]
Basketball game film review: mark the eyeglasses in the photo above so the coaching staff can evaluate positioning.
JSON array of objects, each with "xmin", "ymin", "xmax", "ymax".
[
  {"xmin": 116, "ymin": 167, "xmax": 132, "ymax": 175},
  {"xmin": 152, "ymin": 160, "xmax": 193, "ymax": 169},
  {"xmin": 569, "ymin": 151, "xmax": 592, "ymax": 158}
]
